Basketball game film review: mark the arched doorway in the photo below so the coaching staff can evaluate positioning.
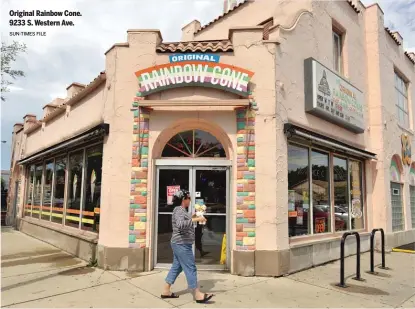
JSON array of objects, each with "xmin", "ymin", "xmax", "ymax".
[{"xmin": 154, "ymin": 128, "xmax": 231, "ymax": 270}]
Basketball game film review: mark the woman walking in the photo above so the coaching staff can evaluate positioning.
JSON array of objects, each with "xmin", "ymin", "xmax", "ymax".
[{"xmin": 161, "ymin": 189, "xmax": 214, "ymax": 304}]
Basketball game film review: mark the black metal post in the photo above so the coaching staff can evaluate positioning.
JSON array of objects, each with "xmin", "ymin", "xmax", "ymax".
[
  {"xmin": 370, "ymin": 230, "xmax": 375, "ymax": 273},
  {"xmin": 337, "ymin": 232, "xmax": 352, "ymax": 288},
  {"xmin": 352, "ymin": 232, "xmax": 364, "ymax": 281},
  {"xmin": 368, "ymin": 228, "xmax": 387, "ymax": 274},
  {"xmin": 379, "ymin": 228, "xmax": 386, "ymax": 269}
]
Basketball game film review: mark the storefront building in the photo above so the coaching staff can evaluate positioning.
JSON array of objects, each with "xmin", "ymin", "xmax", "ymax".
[{"xmin": 7, "ymin": 0, "xmax": 415, "ymax": 276}]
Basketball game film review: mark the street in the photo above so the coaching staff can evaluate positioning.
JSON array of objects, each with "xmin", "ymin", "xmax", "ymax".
[{"xmin": 1, "ymin": 227, "xmax": 414, "ymax": 308}]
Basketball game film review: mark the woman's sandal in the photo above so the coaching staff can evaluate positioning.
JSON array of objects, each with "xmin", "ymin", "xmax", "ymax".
[
  {"xmin": 160, "ymin": 293, "xmax": 179, "ymax": 299},
  {"xmin": 196, "ymin": 293, "xmax": 214, "ymax": 304}
]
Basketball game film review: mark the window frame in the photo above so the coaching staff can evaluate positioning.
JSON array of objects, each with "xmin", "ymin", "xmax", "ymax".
[
  {"xmin": 390, "ymin": 181, "xmax": 404, "ymax": 232},
  {"xmin": 23, "ymin": 141, "xmax": 103, "ymax": 233},
  {"xmin": 394, "ymin": 71, "xmax": 409, "ymax": 129},
  {"xmin": 332, "ymin": 28, "xmax": 343, "ymax": 74},
  {"xmin": 288, "ymin": 141, "xmax": 366, "ymax": 240}
]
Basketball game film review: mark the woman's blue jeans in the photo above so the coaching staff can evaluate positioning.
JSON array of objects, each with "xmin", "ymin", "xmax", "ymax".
[{"xmin": 165, "ymin": 243, "xmax": 198, "ymax": 289}]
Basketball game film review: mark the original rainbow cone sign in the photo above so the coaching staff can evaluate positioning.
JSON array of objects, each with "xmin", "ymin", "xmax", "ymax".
[{"xmin": 134, "ymin": 53, "xmax": 254, "ymax": 97}]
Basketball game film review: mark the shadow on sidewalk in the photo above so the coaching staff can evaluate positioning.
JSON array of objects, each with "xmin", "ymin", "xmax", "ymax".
[
  {"xmin": 1, "ymin": 266, "xmax": 95, "ymax": 292},
  {"xmin": 174, "ymin": 278, "xmax": 228, "ymax": 296},
  {"xmin": 2, "ymin": 249, "xmax": 61, "ymax": 261},
  {"xmin": 1, "ymin": 253, "xmax": 82, "ymax": 268}
]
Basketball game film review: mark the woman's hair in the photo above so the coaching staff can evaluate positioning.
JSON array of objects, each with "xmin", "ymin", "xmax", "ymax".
[{"xmin": 172, "ymin": 189, "xmax": 190, "ymax": 206}]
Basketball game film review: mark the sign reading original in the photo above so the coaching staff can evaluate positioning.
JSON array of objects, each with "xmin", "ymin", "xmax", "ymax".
[
  {"xmin": 304, "ymin": 58, "xmax": 365, "ymax": 133},
  {"xmin": 135, "ymin": 53, "xmax": 254, "ymax": 97}
]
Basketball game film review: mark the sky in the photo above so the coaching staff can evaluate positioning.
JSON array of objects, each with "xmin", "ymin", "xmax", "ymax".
[{"xmin": 0, "ymin": 0, "xmax": 414, "ymax": 170}]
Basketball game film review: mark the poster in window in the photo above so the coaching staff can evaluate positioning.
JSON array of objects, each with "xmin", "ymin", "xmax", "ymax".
[
  {"xmin": 167, "ymin": 185, "xmax": 180, "ymax": 205},
  {"xmin": 296, "ymin": 207, "xmax": 304, "ymax": 224},
  {"xmin": 351, "ymin": 199, "xmax": 363, "ymax": 219},
  {"xmin": 315, "ymin": 217, "xmax": 326, "ymax": 233},
  {"xmin": 288, "ymin": 190, "xmax": 295, "ymax": 211}
]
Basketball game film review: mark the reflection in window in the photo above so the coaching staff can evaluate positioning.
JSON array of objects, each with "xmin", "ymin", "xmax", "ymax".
[
  {"xmin": 162, "ymin": 130, "xmax": 226, "ymax": 158},
  {"xmin": 33, "ymin": 165, "xmax": 43, "ymax": 218},
  {"xmin": 82, "ymin": 145, "xmax": 103, "ymax": 232},
  {"xmin": 66, "ymin": 151, "xmax": 84, "ymax": 228},
  {"xmin": 41, "ymin": 161, "xmax": 54, "ymax": 221},
  {"xmin": 312, "ymin": 151, "xmax": 330, "ymax": 234},
  {"xmin": 334, "ymin": 157, "xmax": 348, "ymax": 231},
  {"xmin": 25, "ymin": 165, "xmax": 35, "ymax": 217},
  {"xmin": 350, "ymin": 161, "xmax": 364, "ymax": 230},
  {"xmin": 288, "ymin": 144, "xmax": 310, "ymax": 236},
  {"xmin": 52, "ymin": 157, "xmax": 66, "ymax": 224}
]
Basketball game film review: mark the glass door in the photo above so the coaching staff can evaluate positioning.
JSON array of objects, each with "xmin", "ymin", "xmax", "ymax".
[
  {"xmin": 192, "ymin": 167, "xmax": 228, "ymax": 268},
  {"xmin": 156, "ymin": 168, "xmax": 191, "ymax": 265},
  {"xmin": 155, "ymin": 166, "xmax": 229, "ymax": 269}
]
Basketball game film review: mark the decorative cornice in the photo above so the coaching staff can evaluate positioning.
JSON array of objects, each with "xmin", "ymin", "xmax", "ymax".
[
  {"xmin": 385, "ymin": 27, "xmax": 401, "ymax": 46},
  {"xmin": 156, "ymin": 40, "xmax": 233, "ymax": 53}
]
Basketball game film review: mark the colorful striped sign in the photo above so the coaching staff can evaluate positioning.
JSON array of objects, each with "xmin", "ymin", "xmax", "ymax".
[{"xmin": 135, "ymin": 59, "xmax": 254, "ymax": 97}]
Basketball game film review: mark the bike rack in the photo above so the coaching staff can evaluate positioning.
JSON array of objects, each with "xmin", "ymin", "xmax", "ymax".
[
  {"xmin": 337, "ymin": 232, "xmax": 364, "ymax": 288},
  {"xmin": 368, "ymin": 228, "xmax": 387, "ymax": 274}
]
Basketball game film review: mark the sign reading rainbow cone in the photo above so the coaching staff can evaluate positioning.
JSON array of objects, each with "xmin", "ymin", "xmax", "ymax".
[{"xmin": 135, "ymin": 54, "xmax": 254, "ymax": 97}]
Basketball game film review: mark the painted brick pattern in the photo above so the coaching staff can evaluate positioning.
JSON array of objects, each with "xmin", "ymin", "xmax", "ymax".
[
  {"xmin": 129, "ymin": 93, "xmax": 149, "ymax": 248},
  {"xmin": 236, "ymin": 101, "xmax": 256, "ymax": 251}
]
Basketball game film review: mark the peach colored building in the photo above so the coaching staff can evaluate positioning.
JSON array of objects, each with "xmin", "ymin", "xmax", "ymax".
[{"xmin": 7, "ymin": 0, "xmax": 415, "ymax": 276}]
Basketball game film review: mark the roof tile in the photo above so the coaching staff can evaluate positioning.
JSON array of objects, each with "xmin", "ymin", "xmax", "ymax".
[{"xmin": 156, "ymin": 40, "xmax": 233, "ymax": 53}]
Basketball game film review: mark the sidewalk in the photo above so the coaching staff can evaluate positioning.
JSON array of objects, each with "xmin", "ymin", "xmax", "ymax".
[{"xmin": 1, "ymin": 227, "xmax": 414, "ymax": 308}]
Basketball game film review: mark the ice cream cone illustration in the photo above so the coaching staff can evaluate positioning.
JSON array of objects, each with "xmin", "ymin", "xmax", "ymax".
[
  {"xmin": 195, "ymin": 204, "xmax": 207, "ymax": 225},
  {"xmin": 73, "ymin": 174, "xmax": 78, "ymax": 200},
  {"xmin": 91, "ymin": 170, "xmax": 96, "ymax": 201}
]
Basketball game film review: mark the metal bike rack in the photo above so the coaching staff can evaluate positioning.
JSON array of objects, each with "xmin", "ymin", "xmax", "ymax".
[
  {"xmin": 337, "ymin": 232, "xmax": 364, "ymax": 288},
  {"xmin": 368, "ymin": 228, "xmax": 387, "ymax": 274}
]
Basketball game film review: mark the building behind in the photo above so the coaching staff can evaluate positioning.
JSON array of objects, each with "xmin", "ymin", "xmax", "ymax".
[{"xmin": 7, "ymin": 0, "xmax": 415, "ymax": 275}]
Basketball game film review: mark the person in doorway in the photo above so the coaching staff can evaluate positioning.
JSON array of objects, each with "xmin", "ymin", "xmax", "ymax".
[
  {"xmin": 161, "ymin": 189, "xmax": 214, "ymax": 304},
  {"xmin": 195, "ymin": 222, "xmax": 209, "ymax": 257}
]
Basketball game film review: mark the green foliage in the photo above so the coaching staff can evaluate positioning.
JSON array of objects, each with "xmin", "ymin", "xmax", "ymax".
[{"xmin": 1, "ymin": 41, "xmax": 27, "ymax": 101}]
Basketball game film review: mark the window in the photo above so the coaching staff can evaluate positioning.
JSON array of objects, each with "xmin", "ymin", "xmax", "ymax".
[
  {"xmin": 410, "ymin": 186, "xmax": 415, "ymax": 229},
  {"xmin": 288, "ymin": 145, "xmax": 310, "ymax": 236},
  {"xmin": 333, "ymin": 30, "xmax": 343, "ymax": 73},
  {"xmin": 82, "ymin": 145, "xmax": 103, "ymax": 232},
  {"xmin": 391, "ymin": 182, "xmax": 404, "ymax": 231},
  {"xmin": 33, "ymin": 164, "xmax": 43, "ymax": 218},
  {"xmin": 312, "ymin": 151, "xmax": 330, "ymax": 234},
  {"xmin": 288, "ymin": 143, "xmax": 365, "ymax": 237},
  {"xmin": 66, "ymin": 151, "xmax": 84, "ymax": 228},
  {"xmin": 41, "ymin": 161, "xmax": 54, "ymax": 221},
  {"xmin": 23, "ymin": 143, "xmax": 103, "ymax": 233},
  {"xmin": 162, "ymin": 130, "xmax": 226, "ymax": 158},
  {"xmin": 334, "ymin": 157, "xmax": 348, "ymax": 231},
  {"xmin": 395, "ymin": 72, "xmax": 409, "ymax": 128},
  {"xmin": 52, "ymin": 157, "xmax": 66, "ymax": 224},
  {"xmin": 24, "ymin": 165, "xmax": 35, "ymax": 216},
  {"xmin": 350, "ymin": 160, "xmax": 364, "ymax": 230}
]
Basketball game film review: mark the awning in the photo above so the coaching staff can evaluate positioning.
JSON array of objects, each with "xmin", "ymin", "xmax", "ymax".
[
  {"xmin": 18, "ymin": 123, "xmax": 109, "ymax": 165},
  {"xmin": 284, "ymin": 123, "xmax": 377, "ymax": 160}
]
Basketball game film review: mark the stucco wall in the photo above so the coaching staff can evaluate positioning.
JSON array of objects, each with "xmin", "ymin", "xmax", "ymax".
[
  {"xmin": 25, "ymin": 85, "xmax": 106, "ymax": 156},
  {"xmin": 365, "ymin": 4, "xmax": 415, "ymax": 235},
  {"xmin": 272, "ymin": 0, "xmax": 370, "ymax": 250}
]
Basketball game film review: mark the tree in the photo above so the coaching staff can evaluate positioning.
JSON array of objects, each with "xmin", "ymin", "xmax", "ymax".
[{"xmin": 1, "ymin": 41, "xmax": 27, "ymax": 102}]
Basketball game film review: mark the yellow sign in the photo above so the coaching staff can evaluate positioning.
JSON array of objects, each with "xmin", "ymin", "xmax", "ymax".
[
  {"xmin": 220, "ymin": 234, "xmax": 227, "ymax": 265},
  {"xmin": 402, "ymin": 134, "xmax": 411, "ymax": 166}
]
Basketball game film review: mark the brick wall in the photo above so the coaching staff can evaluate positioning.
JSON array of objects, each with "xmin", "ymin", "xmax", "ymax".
[
  {"xmin": 129, "ymin": 95, "xmax": 150, "ymax": 248},
  {"xmin": 236, "ymin": 104, "xmax": 256, "ymax": 250}
]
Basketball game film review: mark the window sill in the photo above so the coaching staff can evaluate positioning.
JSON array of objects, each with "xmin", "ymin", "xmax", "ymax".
[
  {"xmin": 21, "ymin": 217, "xmax": 98, "ymax": 244},
  {"xmin": 397, "ymin": 123, "xmax": 414, "ymax": 135},
  {"xmin": 289, "ymin": 230, "xmax": 370, "ymax": 248}
]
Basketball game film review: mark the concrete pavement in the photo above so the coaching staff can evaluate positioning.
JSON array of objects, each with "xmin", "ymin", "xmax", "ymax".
[{"xmin": 1, "ymin": 227, "xmax": 414, "ymax": 308}]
